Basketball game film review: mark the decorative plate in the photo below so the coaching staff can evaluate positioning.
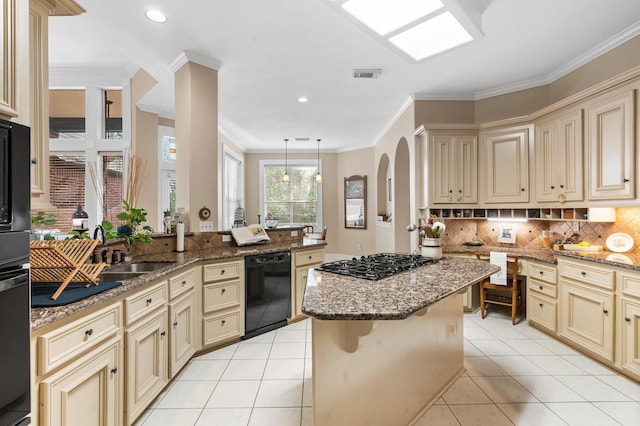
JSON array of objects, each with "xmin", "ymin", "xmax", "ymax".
[
  {"xmin": 606, "ymin": 253, "xmax": 633, "ymax": 265},
  {"xmin": 198, "ymin": 206, "xmax": 211, "ymax": 220},
  {"xmin": 465, "ymin": 241, "xmax": 484, "ymax": 246},
  {"xmin": 605, "ymin": 232, "xmax": 634, "ymax": 253}
]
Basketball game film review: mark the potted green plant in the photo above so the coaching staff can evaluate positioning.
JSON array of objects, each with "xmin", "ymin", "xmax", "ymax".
[
  {"xmin": 31, "ymin": 212, "xmax": 58, "ymax": 240},
  {"xmin": 116, "ymin": 200, "xmax": 154, "ymax": 244}
]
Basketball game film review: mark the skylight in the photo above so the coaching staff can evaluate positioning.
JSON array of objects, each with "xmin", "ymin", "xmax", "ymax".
[
  {"xmin": 389, "ymin": 12, "xmax": 473, "ymax": 61},
  {"xmin": 327, "ymin": 0, "xmax": 484, "ymax": 62},
  {"xmin": 341, "ymin": 0, "xmax": 444, "ymax": 36}
]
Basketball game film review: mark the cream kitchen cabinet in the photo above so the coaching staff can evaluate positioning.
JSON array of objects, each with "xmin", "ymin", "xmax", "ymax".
[
  {"xmin": 586, "ymin": 89, "xmax": 635, "ymax": 200},
  {"xmin": 617, "ymin": 272, "xmax": 640, "ymax": 379},
  {"xmin": 527, "ymin": 261, "xmax": 558, "ymax": 333},
  {"xmin": 534, "ymin": 109, "xmax": 583, "ymax": 203},
  {"xmin": 123, "ymin": 281, "xmax": 169, "ymax": 425},
  {"xmin": 292, "ymin": 248, "xmax": 325, "ymax": 318},
  {"xmin": 39, "ymin": 336, "xmax": 123, "ymax": 426},
  {"xmin": 429, "ymin": 132, "xmax": 478, "ymax": 204},
  {"xmin": 481, "ymin": 126, "xmax": 530, "ymax": 203},
  {"xmin": 168, "ymin": 267, "xmax": 198, "ymax": 378},
  {"xmin": 202, "ymin": 258, "xmax": 244, "ymax": 348},
  {"xmin": 558, "ymin": 259, "xmax": 615, "ymax": 362},
  {"xmin": 35, "ymin": 302, "xmax": 123, "ymax": 426}
]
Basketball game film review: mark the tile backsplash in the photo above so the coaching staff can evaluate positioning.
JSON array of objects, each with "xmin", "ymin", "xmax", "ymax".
[{"xmin": 440, "ymin": 207, "xmax": 640, "ymax": 254}]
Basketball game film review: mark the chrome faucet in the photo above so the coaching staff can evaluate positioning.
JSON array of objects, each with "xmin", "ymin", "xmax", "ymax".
[{"xmin": 93, "ymin": 225, "xmax": 106, "ymax": 245}]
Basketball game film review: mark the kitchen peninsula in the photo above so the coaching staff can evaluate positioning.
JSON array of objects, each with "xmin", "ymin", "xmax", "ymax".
[{"xmin": 301, "ymin": 256, "xmax": 500, "ymax": 426}]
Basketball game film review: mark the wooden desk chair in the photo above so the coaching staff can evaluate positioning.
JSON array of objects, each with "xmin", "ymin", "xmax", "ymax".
[{"xmin": 475, "ymin": 253, "xmax": 523, "ymax": 325}]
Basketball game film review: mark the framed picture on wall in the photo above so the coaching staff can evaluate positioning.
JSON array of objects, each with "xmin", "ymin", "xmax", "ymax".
[{"xmin": 344, "ymin": 175, "xmax": 367, "ymax": 229}]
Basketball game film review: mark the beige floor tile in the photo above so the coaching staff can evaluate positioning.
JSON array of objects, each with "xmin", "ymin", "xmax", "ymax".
[
  {"xmin": 413, "ymin": 405, "xmax": 461, "ymax": 426},
  {"xmin": 471, "ymin": 339, "xmax": 519, "ymax": 356},
  {"xmin": 464, "ymin": 356, "xmax": 508, "ymax": 376},
  {"xmin": 497, "ymin": 403, "xmax": 566, "ymax": 426},
  {"xmin": 513, "ymin": 375, "xmax": 584, "ymax": 402},
  {"xmin": 525, "ymin": 355, "xmax": 588, "ymax": 375},
  {"xmin": 502, "ymin": 339, "xmax": 554, "ymax": 356},
  {"xmin": 196, "ymin": 408, "xmax": 252, "ymax": 426},
  {"xmin": 233, "ymin": 342, "xmax": 273, "ymax": 359},
  {"xmin": 561, "ymin": 354, "xmax": 618, "ymax": 375},
  {"xmin": 546, "ymin": 402, "xmax": 621, "ymax": 425},
  {"xmin": 593, "ymin": 401, "xmax": 640, "ymax": 425},
  {"xmin": 464, "ymin": 340, "xmax": 484, "ymax": 357},
  {"xmin": 178, "ymin": 359, "xmax": 229, "ymax": 381},
  {"xmin": 156, "ymin": 380, "xmax": 217, "ymax": 409},
  {"xmin": 270, "ymin": 342, "xmax": 306, "ymax": 359},
  {"xmin": 448, "ymin": 403, "xmax": 513, "ymax": 426},
  {"xmin": 597, "ymin": 374, "xmax": 640, "ymax": 400},
  {"xmin": 196, "ymin": 343, "xmax": 238, "ymax": 359},
  {"xmin": 490, "ymin": 355, "xmax": 547, "ymax": 376},
  {"xmin": 263, "ymin": 358, "xmax": 305, "ymax": 380},
  {"xmin": 249, "ymin": 407, "xmax": 302, "ymax": 426},
  {"xmin": 442, "ymin": 377, "xmax": 492, "ymax": 405},
  {"xmin": 221, "ymin": 359, "xmax": 267, "ymax": 380},
  {"xmin": 471, "ymin": 376, "xmax": 537, "ymax": 403},
  {"xmin": 205, "ymin": 380, "xmax": 260, "ymax": 408},
  {"xmin": 302, "ymin": 379, "xmax": 313, "ymax": 407},
  {"xmin": 139, "ymin": 408, "xmax": 202, "ymax": 425},
  {"xmin": 254, "ymin": 379, "xmax": 304, "ymax": 407},
  {"xmin": 556, "ymin": 375, "xmax": 632, "ymax": 402},
  {"xmin": 274, "ymin": 329, "xmax": 307, "ymax": 343}
]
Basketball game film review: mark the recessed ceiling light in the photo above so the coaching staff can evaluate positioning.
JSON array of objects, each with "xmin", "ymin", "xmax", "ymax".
[
  {"xmin": 389, "ymin": 11, "xmax": 472, "ymax": 61},
  {"xmin": 298, "ymin": 97, "xmax": 309, "ymax": 103},
  {"xmin": 342, "ymin": 0, "xmax": 443, "ymax": 36},
  {"xmin": 145, "ymin": 9, "xmax": 167, "ymax": 23}
]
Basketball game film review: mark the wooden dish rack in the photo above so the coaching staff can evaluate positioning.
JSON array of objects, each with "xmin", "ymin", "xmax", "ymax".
[{"xmin": 30, "ymin": 239, "xmax": 108, "ymax": 300}]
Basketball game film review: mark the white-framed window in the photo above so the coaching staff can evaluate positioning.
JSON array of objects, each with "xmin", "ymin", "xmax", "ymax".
[
  {"xmin": 222, "ymin": 146, "xmax": 244, "ymax": 230},
  {"xmin": 159, "ymin": 126, "xmax": 176, "ymax": 229},
  {"xmin": 259, "ymin": 159, "xmax": 322, "ymax": 227}
]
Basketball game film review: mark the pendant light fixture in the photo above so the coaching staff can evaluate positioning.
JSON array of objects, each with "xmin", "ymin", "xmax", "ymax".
[
  {"xmin": 315, "ymin": 139, "xmax": 322, "ymax": 183},
  {"xmin": 283, "ymin": 138, "xmax": 290, "ymax": 182}
]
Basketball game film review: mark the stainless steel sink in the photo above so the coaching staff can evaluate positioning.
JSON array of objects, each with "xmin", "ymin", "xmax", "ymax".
[
  {"xmin": 98, "ymin": 271, "xmax": 147, "ymax": 282},
  {"xmin": 110, "ymin": 262, "xmax": 175, "ymax": 273}
]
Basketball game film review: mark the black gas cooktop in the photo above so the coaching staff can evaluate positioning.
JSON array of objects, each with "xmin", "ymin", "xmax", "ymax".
[{"xmin": 315, "ymin": 253, "xmax": 438, "ymax": 281}]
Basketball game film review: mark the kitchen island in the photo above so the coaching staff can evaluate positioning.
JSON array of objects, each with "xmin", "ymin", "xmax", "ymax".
[{"xmin": 301, "ymin": 256, "xmax": 500, "ymax": 426}]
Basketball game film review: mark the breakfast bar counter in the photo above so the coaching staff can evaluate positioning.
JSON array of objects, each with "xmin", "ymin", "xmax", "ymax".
[{"xmin": 301, "ymin": 256, "xmax": 500, "ymax": 426}]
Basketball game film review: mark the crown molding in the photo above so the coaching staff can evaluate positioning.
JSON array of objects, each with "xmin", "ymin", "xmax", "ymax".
[{"xmin": 169, "ymin": 50, "xmax": 223, "ymax": 73}]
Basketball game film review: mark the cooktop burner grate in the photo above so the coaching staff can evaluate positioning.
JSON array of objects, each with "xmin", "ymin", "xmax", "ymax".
[{"xmin": 316, "ymin": 253, "xmax": 438, "ymax": 281}]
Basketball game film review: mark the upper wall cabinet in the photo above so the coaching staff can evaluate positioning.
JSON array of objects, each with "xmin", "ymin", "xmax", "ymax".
[
  {"xmin": 586, "ymin": 90, "xmax": 635, "ymax": 200},
  {"xmin": 534, "ymin": 109, "xmax": 583, "ymax": 203},
  {"xmin": 429, "ymin": 132, "xmax": 478, "ymax": 204},
  {"xmin": 481, "ymin": 126, "xmax": 530, "ymax": 203},
  {"xmin": 0, "ymin": 0, "xmax": 17, "ymax": 118}
]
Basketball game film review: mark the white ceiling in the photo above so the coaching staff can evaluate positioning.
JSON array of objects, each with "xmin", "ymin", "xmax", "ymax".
[{"xmin": 48, "ymin": 0, "xmax": 640, "ymax": 153}]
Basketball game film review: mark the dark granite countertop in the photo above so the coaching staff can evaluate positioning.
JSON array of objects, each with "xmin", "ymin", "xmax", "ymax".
[
  {"xmin": 301, "ymin": 256, "xmax": 500, "ymax": 321},
  {"xmin": 444, "ymin": 244, "xmax": 640, "ymax": 271},
  {"xmin": 31, "ymin": 240, "xmax": 326, "ymax": 330}
]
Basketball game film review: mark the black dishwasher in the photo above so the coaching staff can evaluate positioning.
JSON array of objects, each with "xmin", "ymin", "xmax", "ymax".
[{"xmin": 243, "ymin": 251, "xmax": 291, "ymax": 339}]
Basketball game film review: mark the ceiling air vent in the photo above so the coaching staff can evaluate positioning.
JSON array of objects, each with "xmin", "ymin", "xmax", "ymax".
[
  {"xmin": 353, "ymin": 69, "xmax": 382, "ymax": 79},
  {"xmin": 295, "ymin": 137, "xmax": 310, "ymax": 142}
]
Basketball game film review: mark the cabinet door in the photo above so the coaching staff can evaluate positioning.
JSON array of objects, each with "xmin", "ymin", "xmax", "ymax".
[
  {"xmin": 483, "ymin": 127, "xmax": 529, "ymax": 203},
  {"xmin": 125, "ymin": 309, "xmax": 168, "ymax": 425},
  {"xmin": 40, "ymin": 337, "xmax": 123, "ymax": 426},
  {"xmin": 587, "ymin": 90, "xmax": 635, "ymax": 200},
  {"xmin": 295, "ymin": 266, "xmax": 314, "ymax": 317},
  {"xmin": 527, "ymin": 292, "xmax": 557, "ymax": 333},
  {"xmin": 620, "ymin": 298, "xmax": 640, "ymax": 378},
  {"xmin": 559, "ymin": 281, "xmax": 614, "ymax": 361},
  {"xmin": 169, "ymin": 291, "xmax": 196, "ymax": 378},
  {"xmin": 430, "ymin": 134, "xmax": 477, "ymax": 204},
  {"xmin": 535, "ymin": 110, "xmax": 583, "ymax": 202}
]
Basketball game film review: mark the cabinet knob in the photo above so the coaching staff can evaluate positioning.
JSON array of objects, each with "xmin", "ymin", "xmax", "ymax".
[
  {"xmin": 221, "ymin": 269, "xmax": 225, "ymax": 275},
  {"xmin": 221, "ymin": 320, "xmax": 226, "ymax": 325},
  {"xmin": 181, "ymin": 280, "xmax": 187, "ymax": 286},
  {"xmin": 449, "ymin": 190, "xmax": 453, "ymax": 193},
  {"xmin": 560, "ymin": 184, "xmax": 564, "ymax": 188},
  {"xmin": 581, "ymin": 271, "xmax": 586, "ymax": 276},
  {"xmin": 539, "ymin": 303, "xmax": 544, "ymax": 308},
  {"xmin": 539, "ymin": 285, "xmax": 544, "ymax": 290},
  {"xmin": 458, "ymin": 189, "xmax": 462, "ymax": 193},
  {"xmin": 539, "ymin": 271, "xmax": 544, "ymax": 276},
  {"xmin": 550, "ymin": 186, "xmax": 555, "ymax": 189},
  {"xmin": 603, "ymin": 309, "xmax": 609, "ymax": 315},
  {"xmin": 31, "ymin": 157, "xmax": 38, "ymax": 165},
  {"xmin": 309, "ymin": 255, "xmax": 312, "ymax": 259},
  {"xmin": 624, "ymin": 178, "xmax": 630, "ymax": 183},
  {"xmin": 85, "ymin": 328, "xmax": 94, "ymax": 336},
  {"xmin": 146, "ymin": 298, "xmax": 153, "ymax": 305},
  {"xmin": 521, "ymin": 188, "xmax": 525, "ymax": 191},
  {"xmin": 110, "ymin": 367, "xmax": 118, "ymax": 374},
  {"xmin": 625, "ymin": 317, "xmax": 631, "ymax": 323},
  {"xmin": 161, "ymin": 331, "xmax": 166, "ymax": 337},
  {"xmin": 173, "ymin": 321, "xmax": 178, "ymax": 326},
  {"xmin": 221, "ymin": 288, "xmax": 226, "ymax": 294}
]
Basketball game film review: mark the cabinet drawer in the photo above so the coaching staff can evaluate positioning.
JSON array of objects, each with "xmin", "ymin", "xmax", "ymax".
[
  {"xmin": 527, "ymin": 292, "xmax": 557, "ymax": 333},
  {"xmin": 203, "ymin": 260, "xmax": 241, "ymax": 282},
  {"xmin": 124, "ymin": 281, "xmax": 168, "ymax": 326},
  {"xmin": 203, "ymin": 310, "xmax": 242, "ymax": 346},
  {"xmin": 38, "ymin": 303, "xmax": 121, "ymax": 376},
  {"xmin": 295, "ymin": 249, "xmax": 324, "ymax": 267},
  {"xmin": 203, "ymin": 280, "xmax": 241, "ymax": 313},
  {"xmin": 620, "ymin": 272, "xmax": 640, "ymax": 299},
  {"xmin": 528, "ymin": 262, "xmax": 557, "ymax": 284},
  {"xmin": 169, "ymin": 268, "xmax": 196, "ymax": 300},
  {"xmin": 529, "ymin": 278, "xmax": 557, "ymax": 299},
  {"xmin": 558, "ymin": 260, "xmax": 614, "ymax": 290}
]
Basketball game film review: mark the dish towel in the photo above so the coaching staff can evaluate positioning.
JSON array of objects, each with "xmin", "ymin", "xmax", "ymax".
[{"xmin": 489, "ymin": 252, "xmax": 507, "ymax": 286}]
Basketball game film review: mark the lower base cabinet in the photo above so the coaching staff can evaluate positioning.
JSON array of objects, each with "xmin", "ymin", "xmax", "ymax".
[
  {"xmin": 169, "ymin": 290, "xmax": 196, "ymax": 378},
  {"xmin": 527, "ymin": 292, "xmax": 557, "ymax": 333},
  {"xmin": 620, "ymin": 297, "xmax": 640, "ymax": 377},
  {"xmin": 39, "ymin": 336, "xmax": 123, "ymax": 426},
  {"xmin": 125, "ymin": 308, "xmax": 168, "ymax": 425}
]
